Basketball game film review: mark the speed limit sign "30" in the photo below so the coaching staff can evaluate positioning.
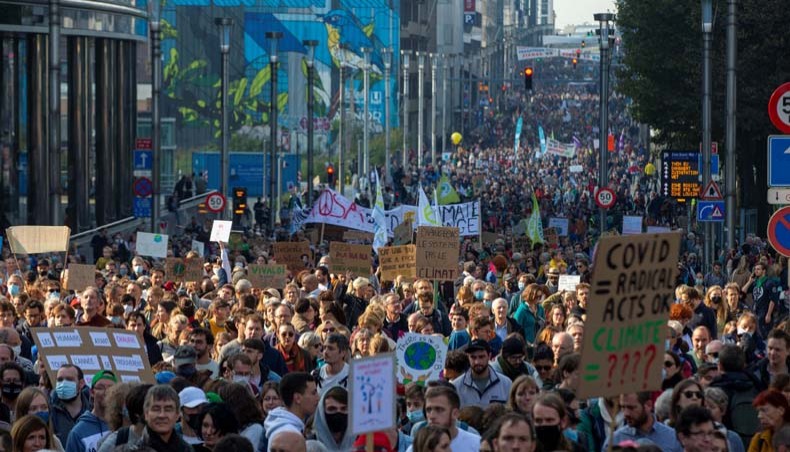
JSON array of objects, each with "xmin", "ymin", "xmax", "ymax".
[
  {"xmin": 595, "ymin": 187, "xmax": 616, "ymax": 209},
  {"xmin": 205, "ymin": 192, "xmax": 226, "ymax": 213}
]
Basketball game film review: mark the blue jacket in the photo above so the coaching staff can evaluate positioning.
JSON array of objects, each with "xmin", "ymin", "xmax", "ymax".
[
  {"xmin": 50, "ymin": 389, "xmax": 91, "ymax": 446},
  {"xmin": 65, "ymin": 411, "xmax": 110, "ymax": 452}
]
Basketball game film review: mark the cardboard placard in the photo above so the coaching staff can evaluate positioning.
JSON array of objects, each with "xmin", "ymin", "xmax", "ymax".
[
  {"xmin": 481, "ymin": 231, "xmax": 504, "ymax": 245},
  {"xmin": 393, "ymin": 220, "xmax": 413, "ymax": 246},
  {"xmin": 6, "ymin": 226, "xmax": 71, "ymax": 254},
  {"xmin": 32, "ymin": 327, "xmax": 155, "ymax": 386},
  {"xmin": 342, "ymin": 230, "xmax": 374, "ymax": 243},
  {"xmin": 183, "ymin": 257, "xmax": 205, "ymax": 283},
  {"xmin": 577, "ymin": 232, "xmax": 681, "ymax": 399},
  {"xmin": 165, "ymin": 258, "xmax": 185, "ymax": 281},
  {"xmin": 378, "ymin": 245, "xmax": 417, "ymax": 282},
  {"xmin": 304, "ymin": 228, "xmax": 320, "ymax": 245},
  {"xmin": 349, "ymin": 354, "xmax": 397, "ymax": 435},
  {"xmin": 136, "ymin": 232, "xmax": 169, "ymax": 258},
  {"xmin": 64, "ymin": 264, "xmax": 95, "ymax": 292},
  {"xmin": 415, "ymin": 226, "xmax": 460, "ymax": 281},
  {"xmin": 272, "ymin": 241, "xmax": 311, "ymax": 273},
  {"xmin": 512, "ymin": 236, "xmax": 532, "ymax": 253},
  {"xmin": 247, "ymin": 264, "xmax": 287, "ymax": 289},
  {"xmin": 330, "ymin": 242, "xmax": 371, "ymax": 276},
  {"xmin": 209, "ymin": 220, "xmax": 233, "ymax": 242},
  {"xmin": 543, "ymin": 227, "xmax": 559, "ymax": 248},
  {"xmin": 558, "ymin": 274, "xmax": 581, "ymax": 292}
]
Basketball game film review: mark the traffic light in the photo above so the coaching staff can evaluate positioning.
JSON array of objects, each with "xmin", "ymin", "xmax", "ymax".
[
  {"xmin": 327, "ymin": 164, "xmax": 335, "ymax": 185},
  {"xmin": 232, "ymin": 187, "xmax": 247, "ymax": 215},
  {"xmin": 524, "ymin": 67, "xmax": 533, "ymax": 90},
  {"xmin": 581, "ymin": 40, "xmax": 586, "ymax": 48},
  {"xmin": 572, "ymin": 58, "xmax": 578, "ymax": 69}
]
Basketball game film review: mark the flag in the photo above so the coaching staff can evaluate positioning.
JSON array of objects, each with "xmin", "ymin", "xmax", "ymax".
[
  {"xmin": 437, "ymin": 175, "xmax": 460, "ymax": 205},
  {"xmin": 372, "ymin": 171, "xmax": 388, "ymax": 254},
  {"xmin": 572, "ymin": 135, "xmax": 582, "ymax": 149},
  {"xmin": 514, "ymin": 116, "xmax": 523, "ymax": 158},
  {"xmin": 618, "ymin": 128, "xmax": 625, "ymax": 152},
  {"xmin": 418, "ymin": 185, "xmax": 440, "ymax": 227},
  {"xmin": 527, "ymin": 193, "xmax": 544, "ymax": 244},
  {"xmin": 538, "ymin": 125, "xmax": 547, "ymax": 157}
]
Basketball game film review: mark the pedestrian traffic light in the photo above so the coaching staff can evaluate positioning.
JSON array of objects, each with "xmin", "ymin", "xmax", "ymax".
[
  {"xmin": 326, "ymin": 164, "xmax": 335, "ymax": 185},
  {"xmin": 233, "ymin": 187, "xmax": 247, "ymax": 215},
  {"xmin": 572, "ymin": 58, "xmax": 578, "ymax": 69},
  {"xmin": 524, "ymin": 67, "xmax": 533, "ymax": 90}
]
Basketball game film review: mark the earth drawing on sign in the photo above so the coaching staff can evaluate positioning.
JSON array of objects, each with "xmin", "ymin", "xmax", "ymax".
[{"xmin": 404, "ymin": 342, "xmax": 436, "ymax": 370}]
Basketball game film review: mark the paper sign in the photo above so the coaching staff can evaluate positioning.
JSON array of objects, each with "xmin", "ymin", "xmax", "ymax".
[
  {"xmin": 273, "ymin": 241, "xmax": 311, "ymax": 273},
  {"xmin": 5, "ymin": 226, "xmax": 71, "ymax": 254},
  {"xmin": 64, "ymin": 264, "xmax": 95, "ymax": 292},
  {"xmin": 349, "ymin": 354, "xmax": 397, "ymax": 435},
  {"xmin": 415, "ymin": 226, "xmax": 460, "ymax": 281},
  {"xmin": 165, "ymin": 258, "xmax": 185, "ymax": 280},
  {"xmin": 543, "ymin": 227, "xmax": 559, "ymax": 248},
  {"xmin": 136, "ymin": 232, "xmax": 169, "ymax": 258},
  {"xmin": 52, "ymin": 330, "xmax": 82, "ymax": 347},
  {"xmin": 622, "ymin": 216, "xmax": 643, "ymax": 235},
  {"xmin": 395, "ymin": 333, "xmax": 448, "ymax": 384},
  {"xmin": 548, "ymin": 217, "xmax": 570, "ymax": 236},
  {"xmin": 577, "ymin": 232, "xmax": 681, "ymax": 399},
  {"xmin": 71, "ymin": 355, "xmax": 101, "ymax": 370},
  {"xmin": 558, "ymin": 275, "xmax": 581, "ymax": 292},
  {"xmin": 379, "ymin": 245, "xmax": 417, "ymax": 282},
  {"xmin": 113, "ymin": 332, "xmax": 141, "ymax": 349},
  {"xmin": 247, "ymin": 264, "xmax": 287, "ymax": 289},
  {"xmin": 191, "ymin": 240, "xmax": 205, "ymax": 257},
  {"xmin": 393, "ymin": 220, "xmax": 413, "ymax": 246},
  {"xmin": 46, "ymin": 355, "xmax": 70, "ymax": 372},
  {"xmin": 210, "ymin": 220, "xmax": 233, "ymax": 242},
  {"xmin": 89, "ymin": 332, "xmax": 111, "ymax": 347},
  {"xmin": 342, "ymin": 230, "xmax": 374, "ymax": 243},
  {"xmin": 646, "ymin": 226, "xmax": 671, "ymax": 233},
  {"xmin": 330, "ymin": 242, "xmax": 371, "ymax": 276},
  {"xmin": 183, "ymin": 257, "xmax": 204, "ymax": 283},
  {"xmin": 36, "ymin": 332, "xmax": 54, "ymax": 348}
]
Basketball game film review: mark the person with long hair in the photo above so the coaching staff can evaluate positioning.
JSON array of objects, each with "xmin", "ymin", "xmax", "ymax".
[
  {"xmin": 14, "ymin": 387, "xmax": 64, "ymax": 451},
  {"xmin": 275, "ymin": 322, "xmax": 313, "ymax": 373},
  {"xmin": 11, "ymin": 414, "xmax": 53, "ymax": 452},
  {"xmin": 704, "ymin": 285, "xmax": 730, "ymax": 334},
  {"xmin": 662, "ymin": 351, "xmax": 684, "ymax": 391},
  {"xmin": 668, "ymin": 379, "xmax": 705, "ymax": 427},
  {"xmin": 506, "ymin": 375, "xmax": 539, "ymax": 418},
  {"xmin": 512, "ymin": 283, "xmax": 545, "ymax": 345},
  {"xmin": 532, "ymin": 392, "xmax": 582, "ymax": 452},
  {"xmin": 750, "ymin": 389, "xmax": 790, "ymax": 452},
  {"xmin": 412, "ymin": 425, "xmax": 451, "ymax": 452},
  {"xmin": 260, "ymin": 382, "xmax": 282, "ymax": 419},
  {"xmin": 197, "ymin": 403, "xmax": 240, "ymax": 451},
  {"xmin": 217, "ymin": 382, "xmax": 265, "ymax": 450}
]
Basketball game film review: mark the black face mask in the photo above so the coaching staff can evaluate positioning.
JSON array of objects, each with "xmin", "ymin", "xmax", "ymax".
[
  {"xmin": 325, "ymin": 412, "xmax": 348, "ymax": 434},
  {"xmin": 535, "ymin": 425, "xmax": 562, "ymax": 451},
  {"xmin": 184, "ymin": 412, "xmax": 203, "ymax": 433},
  {"xmin": 177, "ymin": 365, "xmax": 197, "ymax": 378},
  {"xmin": 2, "ymin": 383, "xmax": 22, "ymax": 399}
]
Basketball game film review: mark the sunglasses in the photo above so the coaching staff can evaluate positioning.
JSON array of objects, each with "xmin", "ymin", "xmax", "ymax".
[
  {"xmin": 664, "ymin": 361, "xmax": 674, "ymax": 368},
  {"xmin": 682, "ymin": 390, "xmax": 703, "ymax": 399},
  {"xmin": 323, "ymin": 328, "xmax": 335, "ymax": 333},
  {"xmin": 535, "ymin": 365, "xmax": 552, "ymax": 372}
]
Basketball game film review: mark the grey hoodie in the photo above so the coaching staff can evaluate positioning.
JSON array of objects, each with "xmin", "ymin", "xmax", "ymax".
[
  {"xmin": 263, "ymin": 407, "xmax": 304, "ymax": 451},
  {"xmin": 311, "ymin": 391, "xmax": 355, "ymax": 452}
]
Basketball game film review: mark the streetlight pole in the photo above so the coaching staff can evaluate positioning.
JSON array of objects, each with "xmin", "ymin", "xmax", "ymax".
[
  {"xmin": 417, "ymin": 52, "xmax": 425, "ymax": 168},
  {"xmin": 265, "ymin": 31, "xmax": 282, "ymax": 234},
  {"xmin": 49, "ymin": 0, "xmax": 61, "ymax": 224},
  {"xmin": 216, "ymin": 18, "xmax": 233, "ymax": 220},
  {"xmin": 361, "ymin": 47, "xmax": 370, "ymax": 195},
  {"xmin": 430, "ymin": 53, "xmax": 437, "ymax": 166},
  {"xmin": 383, "ymin": 47, "xmax": 392, "ymax": 186},
  {"xmin": 337, "ymin": 44, "xmax": 346, "ymax": 194},
  {"xmin": 595, "ymin": 13, "xmax": 614, "ymax": 234},
  {"xmin": 725, "ymin": 0, "xmax": 737, "ymax": 251},
  {"xmin": 401, "ymin": 50, "xmax": 410, "ymax": 169},
  {"xmin": 303, "ymin": 40, "xmax": 317, "ymax": 207},
  {"xmin": 150, "ymin": 1, "xmax": 161, "ymax": 232},
  {"xmin": 701, "ymin": 0, "xmax": 713, "ymax": 271},
  {"xmin": 442, "ymin": 53, "xmax": 447, "ymax": 154}
]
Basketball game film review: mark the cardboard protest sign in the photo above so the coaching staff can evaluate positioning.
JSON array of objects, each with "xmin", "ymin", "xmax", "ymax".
[
  {"xmin": 136, "ymin": 232, "xmax": 168, "ymax": 258},
  {"xmin": 210, "ymin": 220, "xmax": 233, "ymax": 243},
  {"xmin": 393, "ymin": 220, "xmax": 413, "ymax": 246},
  {"xmin": 349, "ymin": 354, "xmax": 396, "ymax": 435},
  {"xmin": 342, "ymin": 230, "xmax": 374, "ymax": 243},
  {"xmin": 395, "ymin": 333, "xmax": 448, "ymax": 385},
  {"xmin": 330, "ymin": 242, "xmax": 371, "ymax": 276},
  {"xmin": 247, "ymin": 264, "xmax": 287, "ymax": 289},
  {"xmin": 165, "ymin": 258, "xmax": 185, "ymax": 281},
  {"xmin": 481, "ymin": 231, "xmax": 504, "ymax": 246},
  {"xmin": 558, "ymin": 274, "xmax": 581, "ymax": 292},
  {"xmin": 183, "ymin": 257, "xmax": 204, "ymax": 283},
  {"xmin": 6, "ymin": 226, "xmax": 71, "ymax": 254},
  {"xmin": 272, "ymin": 241, "xmax": 310, "ymax": 273},
  {"xmin": 543, "ymin": 227, "xmax": 559, "ymax": 248},
  {"xmin": 378, "ymin": 245, "xmax": 417, "ymax": 282},
  {"xmin": 415, "ymin": 226, "xmax": 460, "ymax": 281},
  {"xmin": 64, "ymin": 264, "xmax": 95, "ymax": 292},
  {"xmin": 32, "ymin": 327, "xmax": 155, "ymax": 386},
  {"xmin": 304, "ymin": 228, "xmax": 320, "ymax": 245},
  {"xmin": 577, "ymin": 232, "xmax": 681, "ymax": 399}
]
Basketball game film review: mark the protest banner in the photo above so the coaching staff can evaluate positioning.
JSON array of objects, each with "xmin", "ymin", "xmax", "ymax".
[
  {"xmin": 577, "ymin": 232, "xmax": 681, "ymax": 399},
  {"xmin": 272, "ymin": 241, "xmax": 311, "ymax": 273},
  {"xmin": 379, "ymin": 245, "xmax": 417, "ymax": 282},
  {"xmin": 393, "ymin": 220, "xmax": 413, "ymax": 246},
  {"xmin": 183, "ymin": 257, "xmax": 204, "ymax": 282},
  {"xmin": 395, "ymin": 333, "xmax": 448, "ymax": 385},
  {"xmin": 349, "ymin": 354, "xmax": 396, "ymax": 435},
  {"xmin": 548, "ymin": 217, "xmax": 570, "ymax": 236},
  {"xmin": 165, "ymin": 258, "xmax": 185, "ymax": 281},
  {"xmin": 136, "ymin": 232, "xmax": 168, "ymax": 258},
  {"xmin": 435, "ymin": 201, "xmax": 480, "ymax": 236},
  {"xmin": 622, "ymin": 216, "xmax": 643, "ymax": 235},
  {"xmin": 342, "ymin": 230, "xmax": 374, "ymax": 243},
  {"xmin": 6, "ymin": 226, "xmax": 71, "ymax": 254},
  {"xmin": 247, "ymin": 264, "xmax": 287, "ymax": 289},
  {"xmin": 558, "ymin": 275, "xmax": 581, "ymax": 292},
  {"xmin": 415, "ymin": 226, "xmax": 460, "ymax": 281},
  {"xmin": 210, "ymin": 220, "xmax": 233, "ymax": 243},
  {"xmin": 32, "ymin": 327, "xmax": 155, "ymax": 386},
  {"xmin": 63, "ymin": 264, "xmax": 95, "ymax": 292},
  {"xmin": 330, "ymin": 242, "xmax": 371, "ymax": 276}
]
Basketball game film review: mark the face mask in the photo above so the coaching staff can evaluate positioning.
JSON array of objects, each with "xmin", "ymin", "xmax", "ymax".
[
  {"xmin": 49, "ymin": 291, "xmax": 60, "ymax": 300},
  {"xmin": 213, "ymin": 268, "xmax": 222, "ymax": 277},
  {"xmin": 119, "ymin": 268, "xmax": 128, "ymax": 276},
  {"xmin": 55, "ymin": 380, "xmax": 78, "ymax": 401},
  {"xmin": 178, "ymin": 365, "xmax": 197, "ymax": 378},
  {"xmin": 665, "ymin": 339, "xmax": 671, "ymax": 351},
  {"xmin": 232, "ymin": 375, "xmax": 249, "ymax": 384},
  {"xmin": 123, "ymin": 304, "xmax": 134, "ymax": 314},
  {"xmin": 695, "ymin": 279, "xmax": 704, "ymax": 286},
  {"xmin": 325, "ymin": 412, "xmax": 348, "ymax": 434},
  {"xmin": 407, "ymin": 409, "xmax": 425, "ymax": 424},
  {"xmin": 484, "ymin": 300, "xmax": 493, "ymax": 309},
  {"xmin": 133, "ymin": 265, "xmax": 144, "ymax": 275},
  {"xmin": 737, "ymin": 327, "xmax": 748, "ymax": 336},
  {"xmin": 534, "ymin": 425, "xmax": 562, "ymax": 451},
  {"xmin": 711, "ymin": 296, "xmax": 722, "ymax": 304},
  {"xmin": 1, "ymin": 382, "xmax": 21, "ymax": 399},
  {"xmin": 518, "ymin": 282, "xmax": 526, "ymax": 291},
  {"xmin": 11, "ymin": 345, "xmax": 21, "ymax": 357},
  {"xmin": 8, "ymin": 285, "xmax": 20, "ymax": 297},
  {"xmin": 39, "ymin": 271, "xmax": 48, "ymax": 277},
  {"xmin": 474, "ymin": 290, "xmax": 484, "ymax": 300},
  {"xmin": 34, "ymin": 411, "xmax": 49, "ymax": 423},
  {"xmin": 661, "ymin": 368, "xmax": 667, "ymax": 380},
  {"xmin": 110, "ymin": 316, "xmax": 123, "ymax": 325},
  {"xmin": 316, "ymin": 358, "xmax": 325, "ymax": 368},
  {"xmin": 185, "ymin": 412, "xmax": 202, "ymax": 432}
]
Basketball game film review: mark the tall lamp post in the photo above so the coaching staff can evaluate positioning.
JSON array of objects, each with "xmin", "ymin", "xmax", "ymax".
[
  {"xmin": 361, "ymin": 47, "xmax": 371, "ymax": 194},
  {"xmin": 701, "ymin": 0, "xmax": 713, "ymax": 270},
  {"xmin": 265, "ymin": 31, "xmax": 282, "ymax": 234},
  {"xmin": 216, "ymin": 18, "xmax": 233, "ymax": 220},
  {"xmin": 150, "ymin": 0, "xmax": 162, "ymax": 232},
  {"xmin": 724, "ymin": 0, "xmax": 737, "ymax": 250},
  {"xmin": 594, "ymin": 12, "xmax": 614, "ymax": 233},
  {"xmin": 338, "ymin": 44, "xmax": 347, "ymax": 194},
  {"xmin": 303, "ymin": 39, "xmax": 318, "ymax": 207},
  {"xmin": 382, "ymin": 47, "xmax": 392, "ymax": 185},
  {"xmin": 430, "ymin": 53, "xmax": 437, "ymax": 166},
  {"xmin": 401, "ymin": 50, "xmax": 411, "ymax": 169},
  {"xmin": 49, "ymin": 0, "xmax": 61, "ymax": 224},
  {"xmin": 417, "ymin": 51, "xmax": 425, "ymax": 168},
  {"xmin": 441, "ymin": 53, "xmax": 447, "ymax": 153}
]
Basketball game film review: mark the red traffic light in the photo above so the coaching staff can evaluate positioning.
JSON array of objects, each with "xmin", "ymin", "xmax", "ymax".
[
  {"xmin": 572, "ymin": 58, "xmax": 578, "ymax": 65},
  {"xmin": 524, "ymin": 67, "xmax": 533, "ymax": 77}
]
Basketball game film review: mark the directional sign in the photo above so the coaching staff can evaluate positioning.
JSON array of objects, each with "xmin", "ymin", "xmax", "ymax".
[
  {"xmin": 134, "ymin": 150, "xmax": 153, "ymax": 171},
  {"xmin": 595, "ymin": 187, "xmax": 616, "ymax": 209},
  {"xmin": 697, "ymin": 201, "xmax": 725, "ymax": 222},
  {"xmin": 768, "ymin": 188, "xmax": 790, "ymax": 205},
  {"xmin": 767, "ymin": 206, "xmax": 790, "ymax": 257},
  {"xmin": 697, "ymin": 154, "xmax": 719, "ymax": 178},
  {"xmin": 701, "ymin": 180, "xmax": 723, "ymax": 200},
  {"xmin": 205, "ymin": 192, "xmax": 226, "ymax": 213},
  {"xmin": 768, "ymin": 82, "xmax": 790, "ymax": 134},
  {"xmin": 133, "ymin": 177, "xmax": 153, "ymax": 198},
  {"xmin": 768, "ymin": 135, "xmax": 790, "ymax": 187},
  {"xmin": 662, "ymin": 151, "xmax": 700, "ymax": 201},
  {"xmin": 133, "ymin": 197, "xmax": 152, "ymax": 218}
]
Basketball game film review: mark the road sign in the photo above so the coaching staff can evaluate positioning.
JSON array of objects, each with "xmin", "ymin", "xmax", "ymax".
[
  {"xmin": 701, "ymin": 180, "xmax": 723, "ymax": 200},
  {"xmin": 768, "ymin": 135, "xmax": 790, "ymax": 187},
  {"xmin": 768, "ymin": 82, "xmax": 790, "ymax": 133},
  {"xmin": 768, "ymin": 188, "xmax": 790, "ymax": 205},
  {"xmin": 133, "ymin": 177, "xmax": 153, "ymax": 198},
  {"xmin": 697, "ymin": 201, "xmax": 725, "ymax": 222},
  {"xmin": 204, "ymin": 192, "xmax": 226, "ymax": 213},
  {"xmin": 697, "ymin": 154, "xmax": 719, "ymax": 178},
  {"xmin": 133, "ymin": 197, "xmax": 152, "ymax": 218},
  {"xmin": 767, "ymin": 206, "xmax": 790, "ymax": 257},
  {"xmin": 135, "ymin": 138, "xmax": 153, "ymax": 150},
  {"xmin": 595, "ymin": 188, "xmax": 616, "ymax": 209},
  {"xmin": 662, "ymin": 151, "xmax": 700, "ymax": 201},
  {"xmin": 134, "ymin": 150, "xmax": 153, "ymax": 171}
]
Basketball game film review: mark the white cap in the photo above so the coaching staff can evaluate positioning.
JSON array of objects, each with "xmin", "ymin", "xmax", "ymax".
[{"xmin": 179, "ymin": 387, "xmax": 209, "ymax": 409}]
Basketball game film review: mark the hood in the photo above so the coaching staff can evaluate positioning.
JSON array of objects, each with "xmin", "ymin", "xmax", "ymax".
[
  {"xmin": 263, "ymin": 407, "xmax": 304, "ymax": 440},
  {"xmin": 312, "ymin": 391, "xmax": 355, "ymax": 452},
  {"xmin": 712, "ymin": 371, "xmax": 758, "ymax": 392},
  {"xmin": 74, "ymin": 410, "xmax": 104, "ymax": 427},
  {"xmin": 50, "ymin": 388, "xmax": 90, "ymax": 414}
]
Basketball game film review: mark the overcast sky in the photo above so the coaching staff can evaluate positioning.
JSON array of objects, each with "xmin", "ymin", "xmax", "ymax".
[{"xmin": 553, "ymin": 0, "xmax": 617, "ymax": 28}]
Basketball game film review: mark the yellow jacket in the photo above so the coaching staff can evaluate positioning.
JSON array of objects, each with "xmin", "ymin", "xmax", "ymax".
[{"xmin": 748, "ymin": 429, "xmax": 774, "ymax": 452}]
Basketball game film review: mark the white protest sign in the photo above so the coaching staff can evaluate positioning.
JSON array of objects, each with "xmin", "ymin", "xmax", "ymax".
[
  {"xmin": 349, "ymin": 354, "xmax": 396, "ymax": 435},
  {"xmin": 135, "ymin": 232, "xmax": 168, "ymax": 258},
  {"xmin": 210, "ymin": 220, "xmax": 233, "ymax": 243},
  {"xmin": 548, "ymin": 217, "xmax": 570, "ymax": 236},
  {"xmin": 191, "ymin": 240, "xmax": 205, "ymax": 256},
  {"xmin": 646, "ymin": 226, "xmax": 671, "ymax": 233},
  {"xmin": 395, "ymin": 333, "xmax": 448, "ymax": 384},
  {"xmin": 622, "ymin": 216, "xmax": 643, "ymax": 235},
  {"xmin": 558, "ymin": 274, "xmax": 581, "ymax": 292}
]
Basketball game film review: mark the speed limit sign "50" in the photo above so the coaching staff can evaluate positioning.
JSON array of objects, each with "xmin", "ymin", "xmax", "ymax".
[
  {"xmin": 595, "ymin": 187, "xmax": 616, "ymax": 209},
  {"xmin": 205, "ymin": 192, "xmax": 226, "ymax": 213}
]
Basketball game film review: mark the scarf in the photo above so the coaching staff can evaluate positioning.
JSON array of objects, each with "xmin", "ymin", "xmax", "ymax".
[
  {"xmin": 754, "ymin": 275, "xmax": 767, "ymax": 289},
  {"xmin": 277, "ymin": 341, "xmax": 306, "ymax": 372},
  {"xmin": 497, "ymin": 355, "xmax": 526, "ymax": 381}
]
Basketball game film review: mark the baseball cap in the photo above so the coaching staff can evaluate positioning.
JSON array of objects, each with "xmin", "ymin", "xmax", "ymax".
[
  {"xmin": 465, "ymin": 339, "xmax": 491, "ymax": 354},
  {"xmin": 91, "ymin": 370, "xmax": 118, "ymax": 388},
  {"xmin": 179, "ymin": 387, "xmax": 209, "ymax": 408},
  {"xmin": 173, "ymin": 345, "xmax": 197, "ymax": 367}
]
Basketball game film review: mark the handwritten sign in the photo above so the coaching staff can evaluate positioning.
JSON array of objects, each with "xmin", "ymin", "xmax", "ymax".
[
  {"xmin": 548, "ymin": 217, "xmax": 570, "ymax": 236},
  {"xmin": 64, "ymin": 264, "xmax": 95, "ymax": 292},
  {"xmin": 165, "ymin": 257, "xmax": 185, "ymax": 281},
  {"xmin": 558, "ymin": 274, "xmax": 581, "ymax": 292},
  {"xmin": 330, "ymin": 242, "xmax": 371, "ymax": 276},
  {"xmin": 395, "ymin": 333, "xmax": 448, "ymax": 385},
  {"xmin": 379, "ymin": 245, "xmax": 417, "ymax": 282},
  {"xmin": 415, "ymin": 226, "xmax": 460, "ymax": 281},
  {"xmin": 622, "ymin": 216, "xmax": 643, "ymax": 235},
  {"xmin": 191, "ymin": 240, "xmax": 205, "ymax": 257},
  {"xmin": 577, "ymin": 232, "xmax": 681, "ymax": 399},
  {"xmin": 210, "ymin": 220, "xmax": 233, "ymax": 243},
  {"xmin": 342, "ymin": 230, "xmax": 374, "ymax": 243},
  {"xmin": 349, "ymin": 354, "xmax": 396, "ymax": 435},
  {"xmin": 272, "ymin": 241, "xmax": 311, "ymax": 273},
  {"xmin": 183, "ymin": 257, "xmax": 204, "ymax": 283},
  {"xmin": 247, "ymin": 264, "xmax": 287, "ymax": 289}
]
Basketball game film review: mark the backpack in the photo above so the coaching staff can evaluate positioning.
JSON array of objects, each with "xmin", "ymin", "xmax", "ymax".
[{"xmin": 727, "ymin": 385, "xmax": 760, "ymax": 442}]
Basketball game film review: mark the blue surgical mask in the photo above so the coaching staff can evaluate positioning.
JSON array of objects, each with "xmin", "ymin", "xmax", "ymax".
[
  {"xmin": 665, "ymin": 339, "xmax": 671, "ymax": 351},
  {"xmin": 49, "ymin": 291, "xmax": 60, "ymax": 300},
  {"xmin": 119, "ymin": 268, "xmax": 128, "ymax": 276},
  {"xmin": 484, "ymin": 300, "xmax": 493, "ymax": 309},
  {"xmin": 8, "ymin": 284, "xmax": 20, "ymax": 297},
  {"xmin": 55, "ymin": 380, "xmax": 78, "ymax": 401},
  {"xmin": 407, "ymin": 409, "xmax": 425, "ymax": 424},
  {"xmin": 34, "ymin": 411, "xmax": 49, "ymax": 423},
  {"xmin": 134, "ymin": 265, "xmax": 144, "ymax": 275},
  {"xmin": 474, "ymin": 290, "xmax": 484, "ymax": 300},
  {"xmin": 518, "ymin": 282, "xmax": 526, "ymax": 291}
]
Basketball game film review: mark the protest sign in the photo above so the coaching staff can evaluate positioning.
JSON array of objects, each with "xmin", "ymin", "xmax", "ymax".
[
  {"xmin": 395, "ymin": 333, "xmax": 448, "ymax": 385},
  {"xmin": 512, "ymin": 236, "xmax": 532, "ymax": 253},
  {"xmin": 63, "ymin": 264, "xmax": 95, "ymax": 292},
  {"xmin": 304, "ymin": 228, "xmax": 320, "ymax": 244},
  {"xmin": 548, "ymin": 217, "xmax": 570, "ymax": 236},
  {"xmin": 415, "ymin": 226, "xmax": 460, "ymax": 281},
  {"xmin": 577, "ymin": 232, "xmax": 681, "ymax": 399},
  {"xmin": 210, "ymin": 220, "xmax": 233, "ymax": 243},
  {"xmin": 622, "ymin": 216, "xmax": 643, "ymax": 235},
  {"xmin": 481, "ymin": 231, "xmax": 504, "ymax": 246},
  {"xmin": 247, "ymin": 264, "xmax": 287, "ymax": 289},
  {"xmin": 330, "ymin": 242, "xmax": 371, "ymax": 276},
  {"xmin": 379, "ymin": 245, "xmax": 417, "ymax": 282},
  {"xmin": 191, "ymin": 240, "xmax": 205, "ymax": 257},
  {"xmin": 558, "ymin": 275, "xmax": 581, "ymax": 292},
  {"xmin": 136, "ymin": 232, "xmax": 168, "ymax": 258},
  {"xmin": 32, "ymin": 327, "xmax": 155, "ymax": 386},
  {"xmin": 435, "ymin": 201, "xmax": 480, "ymax": 236},
  {"xmin": 165, "ymin": 258, "xmax": 185, "ymax": 281},
  {"xmin": 6, "ymin": 226, "xmax": 70, "ymax": 254},
  {"xmin": 349, "ymin": 354, "xmax": 396, "ymax": 435},
  {"xmin": 543, "ymin": 227, "xmax": 559, "ymax": 248},
  {"xmin": 342, "ymin": 230, "xmax": 374, "ymax": 243},
  {"xmin": 646, "ymin": 225, "xmax": 671, "ymax": 233},
  {"xmin": 393, "ymin": 220, "xmax": 413, "ymax": 246},
  {"xmin": 183, "ymin": 257, "xmax": 204, "ymax": 282},
  {"xmin": 272, "ymin": 241, "xmax": 310, "ymax": 273}
]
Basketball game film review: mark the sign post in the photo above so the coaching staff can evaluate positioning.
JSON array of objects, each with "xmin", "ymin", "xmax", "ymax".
[{"xmin": 661, "ymin": 151, "xmax": 701, "ymax": 201}]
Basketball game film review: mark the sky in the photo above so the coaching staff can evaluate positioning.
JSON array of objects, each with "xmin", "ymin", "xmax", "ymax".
[{"xmin": 552, "ymin": 0, "xmax": 618, "ymax": 28}]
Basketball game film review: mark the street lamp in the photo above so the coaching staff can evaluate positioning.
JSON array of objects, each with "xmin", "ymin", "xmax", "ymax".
[
  {"xmin": 401, "ymin": 50, "xmax": 411, "ymax": 169},
  {"xmin": 361, "ymin": 47, "xmax": 371, "ymax": 195},
  {"xmin": 216, "ymin": 18, "xmax": 233, "ymax": 220},
  {"xmin": 150, "ymin": 0, "xmax": 162, "ymax": 232},
  {"xmin": 382, "ymin": 47, "xmax": 392, "ymax": 185},
  {"xmin": 417, "ymin": 51, "xmax": 425, "ymax": 168},
  {"xmin": 338, "ymin": 44, "xmax": 347, "ymax": 193},
  {"xmin": 303, "ymin": 39, "xmax": 318, "ymax": 207},
  {"xmin": 441, "ymin": 53, "xmax": 447, "ymax": 153},
  {"xmin": 265, "ymin": 31, "xmax": 282, "ymax": 234},
  {"xmin": 701, "ymin": 0, "xmax": 713, "ymax": 270},
  {"xmin": 594, "ymin": 12, "xmax": 614, "ymax": 234},
  {"xmin": 430, "ymin": 53, "xmax": 437, "ymax": 166}
]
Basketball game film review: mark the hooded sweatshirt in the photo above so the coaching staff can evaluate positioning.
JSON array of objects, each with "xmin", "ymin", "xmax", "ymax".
[
  {"xmin": 312, "ymin": 391, "xmax": 355, "ymax": 452},
  {"xmin": 50, "ymin": 390, "xmax": 91, "ymax": 446},
  {"xmin": 263, "ymin": 407, "xmax": 304, "ymax": 452},
  {"xmin": 65, "ymin": 411, "xmax": 109, "ymax": 452}
]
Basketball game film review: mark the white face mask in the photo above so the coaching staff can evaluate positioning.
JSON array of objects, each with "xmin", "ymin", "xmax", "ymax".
[
  {"xmin": 123, "ymin": 304, "xmax": 134, "ymax": 314},
  {"xmin": 11, "ymin": 345, "xmax": 21, "ymax": 357},
  {"xmin": 232, "ymin": 374, "xmax": 249, "ymax": 384}
]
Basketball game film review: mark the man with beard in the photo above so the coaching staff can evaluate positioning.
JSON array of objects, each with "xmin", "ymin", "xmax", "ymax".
[
  {"xmin": 405, "ymin": 386, "xmax": 480, "ymax": 452},
  {"xmin": 452, "ymin": 339, "xmax": 511, "ymax": 408},
  {"xmin": 188, "ymin": 327, "xmax": 219, "ymax": 378},
  {"xmin": 311, "ymin": 387, "xmax": 355, "ymax": 451},
  {"xmin": 603, "ymin": 391, "xmax": 682, "ymax": 452},
  {"xmin": 65, "ymin": 370, "xmax": 117, "ymax": 452},
  {"xmin": 51, "ymin": 364, "xmax": 91, "ymax": 445}
]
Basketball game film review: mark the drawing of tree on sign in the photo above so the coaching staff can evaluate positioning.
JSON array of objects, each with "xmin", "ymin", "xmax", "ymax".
[{"xmin": 357, "ymin": 375, "xmax": 384, "ymax": 415}]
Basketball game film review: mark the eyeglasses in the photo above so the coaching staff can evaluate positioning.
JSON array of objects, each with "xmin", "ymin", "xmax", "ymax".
[
  {"xmin": 535, "ymin": 365, "xmax": 552, "ymax": 372},
  {"xmin": 664, "ymin": 361, "xmax": 674, "ymax": 368},
  {"xmin": 323, "ymin": 328, "xmax": 335, "ymax": 333},
  {"xmin": 682, "ymin": 390, "xmax": 703, "ymax": 400},
  {"xmin": 280, "ymin": 331, "xmax": 295, "ymax": 337}
]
